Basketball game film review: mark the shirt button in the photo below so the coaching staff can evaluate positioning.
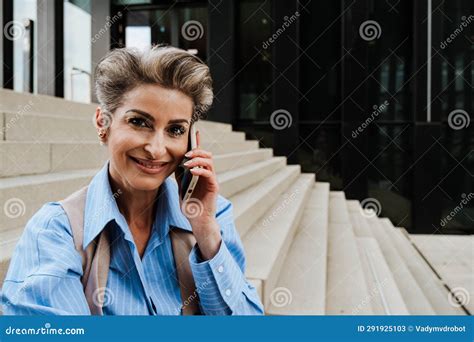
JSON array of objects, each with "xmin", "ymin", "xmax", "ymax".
[
  {"xmin": 225, "ymin": 289, "xmax": 231, "ymax": 296},
  {"xmin": 217, "ymin": 265, "xmax": 224, "ymax": 273}
]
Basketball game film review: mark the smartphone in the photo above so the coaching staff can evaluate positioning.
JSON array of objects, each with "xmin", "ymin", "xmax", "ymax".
[{"xmin": 176, "ymin": 124, "xmax": 200, "ymax": 202}]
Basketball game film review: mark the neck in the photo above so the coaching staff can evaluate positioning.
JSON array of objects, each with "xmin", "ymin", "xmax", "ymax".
[{"xmin": 108, "ymin": 170, "xmax": 160, "ymax": 230}]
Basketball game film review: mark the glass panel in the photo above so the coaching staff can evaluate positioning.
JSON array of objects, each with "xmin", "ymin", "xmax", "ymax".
[
  {"xmin": 436, "ymin": 0, "xmax": 473, "ymax": 233},
  {"xmin": 368, "ymin": 124, "xmax": 412, "ymax": 229},
  {"xmin": 439, "ymin": 125, "xmax": 474, "ymax": 234},
  {"xmin": 366, "ymin": 0, "xmax": 413, "ymax": 121},
  {"xmin": 13, "ymin": 0, "xmax": 36, "ymax": 93},
  {"xmin": 64, "ymin": 0, "xmax": 92, "ymax": 103},
  {"xmin": 237, "ymin": 0, "xmax": 272, "ymax": 121},
  {"xmin": 124, "ymin": 7, "xmax": 207, "ymax": 60},
  {"xmin": 437, "ymin": 7, "xmax": 473, "ymax": 120},
  {"xmin": 299, "ymin": 1, "xmax": 341, "ymax": 121},
  {"xmin": 298, "ymin": 125, "xmax": 342, "ymax": 189}
]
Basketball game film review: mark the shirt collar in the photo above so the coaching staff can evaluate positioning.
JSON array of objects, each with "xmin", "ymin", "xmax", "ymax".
[{"xmin": 83, "ymin": 161, "xmax": 192, "ymax": 249}]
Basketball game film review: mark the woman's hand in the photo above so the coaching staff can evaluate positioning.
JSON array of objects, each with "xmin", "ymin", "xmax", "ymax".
[{"xmin": 177, "ymin": 130, "xmax": 222, "ymax": 260}]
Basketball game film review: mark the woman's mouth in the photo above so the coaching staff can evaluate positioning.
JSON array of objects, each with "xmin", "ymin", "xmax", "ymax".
[{"xmin": 129, "ymin": 156, "xmax": 169, "ymax": 174}]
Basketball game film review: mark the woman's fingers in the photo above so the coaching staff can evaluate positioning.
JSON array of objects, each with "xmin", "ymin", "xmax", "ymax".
[
  {"xmin": 196, "ymin": 129, "xmax": 201, "ymax": 148},
  {"xmin": 185, "ymin": 148, "xmax": 212, "ymax": 159},
  {"xmin": 190, "ymin": 167, "xmax": 214, "ymax": 178},
  {"xmin": 183, "ymin": 157, "xmax": 214, "ymax": 171}
]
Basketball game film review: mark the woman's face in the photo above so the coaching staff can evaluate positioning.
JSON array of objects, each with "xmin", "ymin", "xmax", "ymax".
[{"xmin": 96, "ymin": 83, "xmax": 193, "ymax": 192}]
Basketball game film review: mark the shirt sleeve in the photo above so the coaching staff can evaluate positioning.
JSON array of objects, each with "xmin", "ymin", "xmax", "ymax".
[
  {"xmin": 188, "ymin": 196, "xmax": 264, "ymax": 315},
  {"xmin": 1, "ymin": 203, "xmax": 91, "ymax": 315}
]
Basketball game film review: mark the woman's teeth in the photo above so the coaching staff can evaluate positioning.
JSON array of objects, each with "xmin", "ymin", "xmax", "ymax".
[{"xmin": 134, "ymin": 158, "xmax": 166, "ymax": 169}]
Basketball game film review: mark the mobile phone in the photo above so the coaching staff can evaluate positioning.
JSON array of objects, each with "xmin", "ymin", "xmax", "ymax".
[{"xmin": 176, "ymin": 124, "xmax": 200, "ymax": 201}]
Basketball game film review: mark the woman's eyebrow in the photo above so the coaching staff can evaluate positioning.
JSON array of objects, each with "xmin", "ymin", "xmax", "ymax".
[
  {"xmin": 168, "ymin": 119, "xmax": 190, "ymax": 125},
  {"xmin": 125, "ymin": 109, "xmax": 189, "ymax": 125},
  {"xmin": 125, "ymin": 109, "xmax": 155, "ymax": 122}
]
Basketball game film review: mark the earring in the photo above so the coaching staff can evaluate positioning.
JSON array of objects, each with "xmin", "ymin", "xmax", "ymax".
[{"xmin": 98, "ymin": 130, "xmax": 107, "ymax": 145}]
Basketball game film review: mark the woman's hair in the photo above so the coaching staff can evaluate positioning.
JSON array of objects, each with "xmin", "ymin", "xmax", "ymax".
[{"xmin": 94, "ymin": 45, "xmax": 213, "ymax": 124}]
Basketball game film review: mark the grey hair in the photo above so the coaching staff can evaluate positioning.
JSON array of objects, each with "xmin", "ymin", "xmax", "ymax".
[{"xmin": 94, "ymin": 45, "xmax": 213, "ymax": 125}]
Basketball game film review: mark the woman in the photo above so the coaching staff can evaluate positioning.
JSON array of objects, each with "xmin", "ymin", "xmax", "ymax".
[{"xmin": 1, "ymin": 46, "xmax": 264, "ymax": 315}]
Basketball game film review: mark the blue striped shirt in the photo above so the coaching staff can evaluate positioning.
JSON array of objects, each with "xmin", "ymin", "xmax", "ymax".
[{"xmin": 1, "ymin": 162, "xmax": 264, "ymax": 315}]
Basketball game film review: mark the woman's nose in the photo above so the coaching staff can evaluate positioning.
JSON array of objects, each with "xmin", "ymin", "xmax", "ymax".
[{"xmin": 143, "ymin": 132, "xmax": 167, "ymax": 159}]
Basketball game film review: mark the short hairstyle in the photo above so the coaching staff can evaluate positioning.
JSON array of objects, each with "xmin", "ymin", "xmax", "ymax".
[{"xmin": 94, "ymin": 45, "xmax": 213, "ymax": 124}]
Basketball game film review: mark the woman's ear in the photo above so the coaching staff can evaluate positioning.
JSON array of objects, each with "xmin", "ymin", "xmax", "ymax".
[
  {"xmin": 95, "ymin": 107, "xmax": 110, "ymax": 145},
  {"xmin": 95, "ymin": 107, "xmax": 111, "ymax": 129}
]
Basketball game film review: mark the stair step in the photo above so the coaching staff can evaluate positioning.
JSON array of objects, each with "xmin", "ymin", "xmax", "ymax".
[
  {"xmin": 243, "ymin": 174, "xmax": 315, "ymax": 308},
  {"xmin": 214, "ymin": 149, "xmax": 273, "ymax": 174},
  {"xmin": 0, "ymin": 140, "xmax": 260, "ymax": 177},
  {"xmin": 266, "ymin": 182, "xmax": 329, "ymax": 315},
  {"xmin": 194, "ymin": 120, "xmax": 232, "ymax": 132},
  {"xmin": 366, "ymin": 216, "xmax": 436, "ymax": 314},
  {"xmin": 1, "ymin": 111, "xmax": 240, "ymax": 142},
  {"xmin": 408, "ymin": 234, "xmax": 474, "ymax": 314},
  {"xmin": 380, "ymin": 218, "xmax": 465, "ymax": 315},
  {"xmin": 0, "ymin": 169, "xmax": 98, "ymax": 232},
  {"xmin": 325, "ymin": 192, "xmax": 373, "ymax": 314},
  {"xmin": 0, "ymin": 88, "xmax": 234, "ymax": 133},
  {"xmin": 346, "ymin": 200, "xmax": 372, "ymax": 237},
  {"xmin": 328, "ymin": 192, "xmax": 351, "ymax": 224},
  {"xmin": 217, "ymin": 157, "xmax": 286, "ymax": 198},
  {"xmin": 356, "ymin": 237, "xmax": 409, "ymax": 315},
  {"xmin": 0, "ymin": 88, "xmax": 98, "ymax": 119},
  {"xmin": 231, "ymin": 165, "xmax": 300, "ymax": 237}
]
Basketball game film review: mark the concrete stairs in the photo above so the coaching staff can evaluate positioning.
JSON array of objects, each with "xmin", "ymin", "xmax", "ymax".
[{"xmin": 0, "ymin": 88, "xmax": 470, "ymax": 315}]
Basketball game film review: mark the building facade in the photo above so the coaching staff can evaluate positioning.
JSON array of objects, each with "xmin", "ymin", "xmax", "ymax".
[{"xmin": 1, "ymin": 0, "xmax": 472, "ymax": 234}]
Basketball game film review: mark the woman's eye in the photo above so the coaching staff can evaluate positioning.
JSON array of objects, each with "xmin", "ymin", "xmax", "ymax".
[
  {"xmin": 169, "ymin": 125, "xmax": 186, "ymax": 137},
  {"xmin": 128, "ymin": 117, "xmax": 150, "ymax": 128}
]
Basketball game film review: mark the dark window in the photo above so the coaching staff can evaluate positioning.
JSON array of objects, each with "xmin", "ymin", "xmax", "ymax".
[{"xmin": 237, "ymin": 0, "xmax": 273, "ymax": 122}]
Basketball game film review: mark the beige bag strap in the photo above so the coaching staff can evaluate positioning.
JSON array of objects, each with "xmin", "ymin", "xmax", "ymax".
[
  {"xmin": 59, "ymin": 186, "xmax": 110, "ymax": 315},
  {"xmin": 170, "ymin": 227, "xmax": 200, "ymax": 315},
  {"xmin": 60, "ymin": 185, "xmax": 200, "ymax": 315}
]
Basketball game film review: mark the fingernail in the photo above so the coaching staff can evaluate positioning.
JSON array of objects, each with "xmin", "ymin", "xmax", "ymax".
[
  {"xmin": 183, "ymin": 160, "xmax": 191, "ymax": 166},
  {"xmin": 185, "ymin": 151, "xmax": 192, "ymax": 157}
]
